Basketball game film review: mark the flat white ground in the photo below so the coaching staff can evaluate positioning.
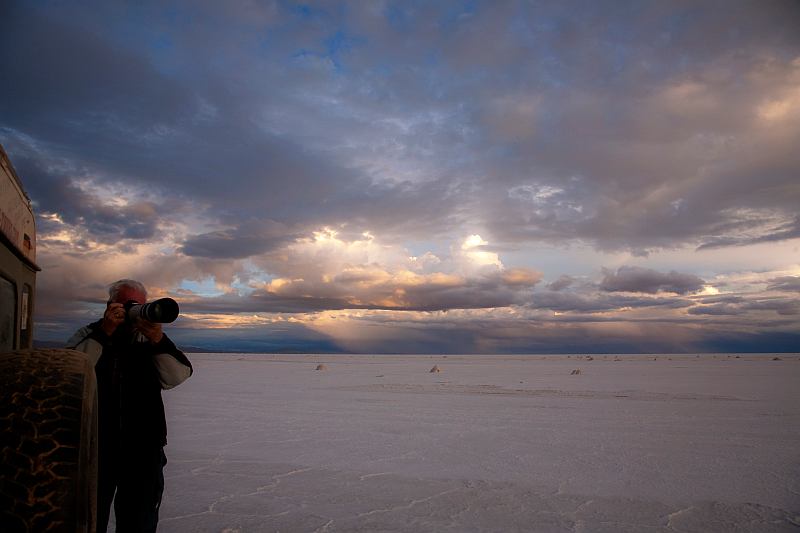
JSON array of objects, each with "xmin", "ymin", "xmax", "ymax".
[{"xmin": 118, "ymin": 354, "xmax": 800, "ymax": 532}]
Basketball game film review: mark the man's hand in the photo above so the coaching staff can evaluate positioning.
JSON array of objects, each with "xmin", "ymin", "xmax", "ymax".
[
  {"xmin": 135, "ymin": 319, "xmax": 164, "ymax": 345},
  {"xmin": 101, "ymin": 303, "xmax": 126, "ymax": 336}
]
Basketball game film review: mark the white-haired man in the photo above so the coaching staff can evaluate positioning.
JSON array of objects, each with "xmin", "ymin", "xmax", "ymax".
[{"xmin": 67, "ymin": 279, "xmax": 193, "ymax": 532}]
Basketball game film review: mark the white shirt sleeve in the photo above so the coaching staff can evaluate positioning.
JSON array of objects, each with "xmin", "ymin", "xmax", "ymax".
[
  {"xmin": 66, "ymin": 327, "xmax": 104, "ymax": 366},
  {"xmin": 153, "ymin": 353, "xmax": 192, "ymax": 389}
]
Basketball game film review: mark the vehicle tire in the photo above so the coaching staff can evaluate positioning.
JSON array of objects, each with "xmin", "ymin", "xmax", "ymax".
[{"xmin": 0, "ymin": 349, "xmax": 98, "ymax": 532}]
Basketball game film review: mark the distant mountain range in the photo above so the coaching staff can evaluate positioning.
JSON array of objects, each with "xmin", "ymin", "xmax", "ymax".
[
  {"xmin": 32, "ymin": 339, "xmax": 345, "ymax": 354},
  {"xmin": 33, "ymin": 339, "xmax": 235, "ymax": 354}
]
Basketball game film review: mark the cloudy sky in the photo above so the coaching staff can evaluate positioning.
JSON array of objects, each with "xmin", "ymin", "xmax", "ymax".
[{"xmin": 2, "ymin": 0, "xmax": 799, "ymax": 353}]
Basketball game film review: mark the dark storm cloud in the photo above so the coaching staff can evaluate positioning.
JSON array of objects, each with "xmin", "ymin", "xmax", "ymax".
[
  {"xmin": 180, "ymin": 220, "xmax": 299, "ymax": 259},
  {"xmin": 181, "ymin": 291, "xmax": 356, "ymax": 314},
  {"xmin": 687, "ymin": 304, "xmax": 746, "ymax": 316},
  {"xmin": 531, "ymin": 290, "xmax": 691, "ymax": 313},
  {"xmin": 546, "ymin": 275, "xmax": 575, "ymax": 292},
  {"xmin": 689, "ymin": 297, "xmax": 800, "ymax": 316},
  {"xmin": 0, "ymin": 4, "xmax": 193, "ymax": 145},
  {"xmin": 0, "ymin": 2, "xmax": 374, "ymax": 228},
  {"xmin": 696, "ymin": 294, "xmax": 745, "ymax": 305},
  {"xmin": 8, "ymin": 151, "xmax": 162, "ymax": 244},
  {"xmin": 697, "ymin": 217, "xmax": 800, "ymax": 250},
  {"xmin": 768, "ymin": 276, "xmax": 800, "ymax": 292},
  {"xmin": 744, "ymin": 298, "xmax": 800, "ymax": 316},
  {"xmin": 603, "ymin": 265, "xmax": 699, "ymax": 295},
  {"xmin": 379, "ymin": 282, "xmax": 527, "ymax": 311},
  {"xmin": 600, "ymin": 266, "xmax": 705, "ymax": 295}
]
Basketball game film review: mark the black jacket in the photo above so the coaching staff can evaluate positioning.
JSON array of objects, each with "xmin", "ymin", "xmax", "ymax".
[{"xmin": 68, "ymin": 321, "xmax": 193, "ymax": 449}]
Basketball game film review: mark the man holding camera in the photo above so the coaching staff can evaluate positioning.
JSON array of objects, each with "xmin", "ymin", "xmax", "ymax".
[{"xmin": 67, "ymin": 279, "xmax": 193, "ymax": 532}]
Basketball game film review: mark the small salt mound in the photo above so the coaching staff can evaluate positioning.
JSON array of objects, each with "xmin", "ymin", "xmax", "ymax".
[
  {"xmin": 316, "ymin": 364, "xmax": 328, "ymax": 371},
  {"xmin": 570, "ymin": 369, "xmax": 581, "ymax": 375},
  {"xmin": 430, "ymin": 365, "xmax": 441, "ymax": 373}
]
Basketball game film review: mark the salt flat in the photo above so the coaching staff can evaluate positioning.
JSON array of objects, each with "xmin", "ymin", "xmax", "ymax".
[{"xmin": 133, "ymin": 354, "xmax": 799, "ymax": 532}]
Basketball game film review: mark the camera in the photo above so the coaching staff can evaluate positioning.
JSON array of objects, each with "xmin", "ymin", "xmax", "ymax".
[{"xmin": 124, "ymin": 298, "xmax": 180, "ymax": 324}]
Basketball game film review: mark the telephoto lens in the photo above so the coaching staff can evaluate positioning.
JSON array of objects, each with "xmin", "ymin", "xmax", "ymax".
[{"xmin": 125, "ymin": 297, "xmax": 180, "ymax": 323}]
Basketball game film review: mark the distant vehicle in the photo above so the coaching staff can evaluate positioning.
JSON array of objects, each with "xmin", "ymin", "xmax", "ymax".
[{"xmin": 0, "ymin": 144, "xmax": 98, "ymax": 532}]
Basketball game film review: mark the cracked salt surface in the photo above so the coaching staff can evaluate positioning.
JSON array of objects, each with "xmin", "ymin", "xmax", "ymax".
[{"xmin": 108, "ymin": 354, "xmax": 800, "ymax": 532}]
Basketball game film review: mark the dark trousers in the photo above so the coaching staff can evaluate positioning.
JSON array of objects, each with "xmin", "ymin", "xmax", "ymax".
[{"xmin": 97, "ymin": 445, "xmax": 166, "ymax": 533}]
